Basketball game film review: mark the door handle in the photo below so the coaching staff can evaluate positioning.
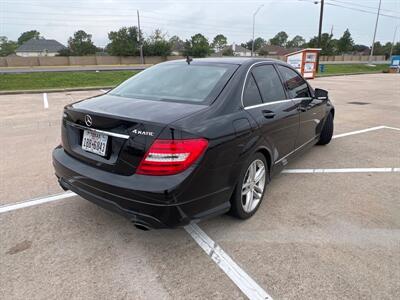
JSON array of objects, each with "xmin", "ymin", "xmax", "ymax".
[
  {"xmin": 262, "ymin": 110, "xmax": 275, "ymax": 119},
  {"xmin": 298, "ymin": 106, "xmax": 307, "ymax": 112}
]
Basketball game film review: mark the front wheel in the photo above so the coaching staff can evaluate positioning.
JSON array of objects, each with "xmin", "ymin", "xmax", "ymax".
[
  {"xmin": 317, "ymin": 112, "xmax": 334, "ymax": 145},
  {"xmin": 230, "ymin": 153, "xmax": 269, "ymax": 219}
]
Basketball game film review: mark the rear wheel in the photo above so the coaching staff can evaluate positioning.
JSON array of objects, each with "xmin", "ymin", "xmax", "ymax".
[
  {"xmin": 317, "ymin": 112, "xmax": 334, "ymax": 145},
  {"xmin": 230, "ymin": 153, "xmax": 269, "ymax": 219}
]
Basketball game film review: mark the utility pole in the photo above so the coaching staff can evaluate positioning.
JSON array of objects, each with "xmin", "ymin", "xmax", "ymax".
[
  {"xmin": 316, "ymin": 0, "xmax": 324, "ymax": 73},
  {"xmin": 251, "ymin": 4, "xmax": 264, "ymax": 57},
  {"xmin": 389, "ymin": 25, "xmax": 398, "ymax": 59},
  {"xmin": 137, "ymin": 10, "xmax": 144, "ymax": 64},
  {"xmin": 368, "ymin": 0, "xmax": 382, "ymax": 65},
  {"xmin": 317, "ymin": 0, "xmax": 324, "ymax": 49}
]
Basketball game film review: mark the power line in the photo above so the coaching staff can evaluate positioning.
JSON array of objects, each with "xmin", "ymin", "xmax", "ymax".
[
  {"xmin": 325, "ymin": 1, "xmax": 399, "ymax": 19},
  {"xmin": 328, "ymin": 0, "xmax": 400, "ymax": 15},
  {"xmin": 299, "ymin": 0, "xmax": 399, "ymax": 19}
]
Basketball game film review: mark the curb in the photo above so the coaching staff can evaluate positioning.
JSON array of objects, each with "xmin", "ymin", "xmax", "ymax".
[
  {"xmin": 0, "ymin": 86, "xmax": 115, "ymax": 95},
  {"xmin": 316, "ymin": 71, "xmax": 386, "ymax": 78}
]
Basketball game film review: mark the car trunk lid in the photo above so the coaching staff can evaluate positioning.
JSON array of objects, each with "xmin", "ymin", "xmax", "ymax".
[{"xmin": 61, "ymin": 94, "xmax": 207, "ymax": 175}]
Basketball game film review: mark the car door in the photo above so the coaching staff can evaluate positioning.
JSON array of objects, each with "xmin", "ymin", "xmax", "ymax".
[
  {"xmin": 277, "ymin": 65, "xmax": 326, "ymax": 148},
  {"xmin": 243, "ymin": 63, "xmax": 299, "ymax": 163}
]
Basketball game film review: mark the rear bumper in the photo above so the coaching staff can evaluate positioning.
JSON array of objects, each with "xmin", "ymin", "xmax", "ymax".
[{"xmin": 52, "ymin": 146, "xmax": 231, "ymax": 228}]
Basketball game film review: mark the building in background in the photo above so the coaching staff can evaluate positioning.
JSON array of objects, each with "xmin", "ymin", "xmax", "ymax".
[
  {"xmin": 257, "ymin": 45, "xmax": 301, "ymax": 56},
  {"xmin": 215, "ymin": 43, "xmax": 251, "ymax": 57},
  {"xmin": 16, "ymin": 39, "xmax": 66, "ymax": 57}
]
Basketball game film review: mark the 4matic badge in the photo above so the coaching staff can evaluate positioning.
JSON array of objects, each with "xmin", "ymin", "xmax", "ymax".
[{"xmin": 132, "ymin": 129, "xmax": 154, "ymax": 136}]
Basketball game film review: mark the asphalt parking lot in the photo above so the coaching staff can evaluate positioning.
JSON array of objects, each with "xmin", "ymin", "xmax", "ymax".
[{"xmin": 1, "ymin": 73, "xmax": 399, "ymax": 299}]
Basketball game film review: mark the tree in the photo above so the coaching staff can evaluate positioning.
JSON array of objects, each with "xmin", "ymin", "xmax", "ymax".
[
  {"xmin": 0, "ymin": 36, "xmax": 18, "ymax": 56},
  {"xmin": 143, "ymin": 29, "xmax": 171, "ymax": 56},
  {"xmin": 307, "ymin": 33, "xmax": 337, "ymax": 55},
  {"xmin": 337, "ymin": 29, "xmax": 354, "ymax": 54},
  {"xmin": 107, "ymin": 27, "xmax": 140, "ymax": 56},
  {"xmin": 57, "ymin": 48, "xmax": 72, "ymax": 56},
  {"xmin": 269, "ymin": 31, "xmax": 289, "ymax": 47},
  {"xmin": 68, "ymin": 30, "xmax": 96, "ymax": 56},
  {"xmin": 286, "ymin": 35, "xmax": 306, "ymax": 48},
  {"xmin": 352, "ymin": 44, "xmax": 369, "ymax": 54},
  {"xmin": 169, "ymin": 35, "xmax": 185, "ymax": 54},
  {"xmin": 392, "ymin": 42, "xmax": 400, "ymax": 55},
  {"xmin": 212, "ymin": 34, "xmax": 227, "ymax": 52},
  {"xmin": 258, "ymin": 47, "xmax": 269, "ymax": 56},
  {"xmin": 17, "ymin": 30, "xmax": 41, "ymax": 45},
  {"xmin": 241, "ymin": 37, "xmax": 265, "ymax": 51},
  {"xmin": 222, "ymin": 47, "xmax": 234, "ymax": 56},
  {"xmin": 183, "ymin": 33, "xmax": 211, "ymax": 58},
  {"xmin": 371, "ymin": 41, "xmax": 397, "ymax": 58}
]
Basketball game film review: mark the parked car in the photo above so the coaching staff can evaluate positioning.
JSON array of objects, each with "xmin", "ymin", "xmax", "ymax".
[{"xmin": 53, "ymin": 58, "xmax": 334, "ymax": 229}]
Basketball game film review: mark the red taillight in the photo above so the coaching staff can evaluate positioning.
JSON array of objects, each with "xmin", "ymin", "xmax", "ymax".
[{"xmin": 136, "ymin": 139, "xmax": 208, "ymax": 176}]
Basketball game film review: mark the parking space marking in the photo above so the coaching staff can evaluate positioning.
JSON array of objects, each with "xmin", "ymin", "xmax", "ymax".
[
  {"xmin": 333, "ymin": 125, "xmax": 400, "ymax": 139},
  {"xmin": 332, "ymin": 126, "xmax": 386, "ymax": 139},
  {"xmin": 384, "ymin": 126, "xmax": 400, "ymax": 131},
  {"xmin": 43, "ymin": 93, "xmax": 49, "ymax": 109},
  {"xmin": 185, "ymin": 223, "xmax": 272, "ymax": 300},
  {"xmin": 0, "ymin": 191, "xmax": 76, "ymax": 213},
  {"xmin": 100, "ymin": 89, "xmax": 110, "ymax": 93},
  {"xmin": 282, "ymin": 167, "xmax": 400, "ymax": 174},
  {"xmin": 1, "ymin": 192, "xmax": 272, "ymax": 299}
]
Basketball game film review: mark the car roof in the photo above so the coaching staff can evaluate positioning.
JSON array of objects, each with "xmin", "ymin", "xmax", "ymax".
[{"xmin": 164, "ymin": 57, "xmax": 281, "ymax": 66}]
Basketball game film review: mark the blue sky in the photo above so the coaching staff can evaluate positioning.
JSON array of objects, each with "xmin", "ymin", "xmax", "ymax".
[{"xmin": 1, "ymin": 0, "xmax": 399, "ymax": 47}]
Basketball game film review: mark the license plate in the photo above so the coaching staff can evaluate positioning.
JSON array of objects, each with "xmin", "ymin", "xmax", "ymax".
[{"xmin": 82, "ymin": 130, "xmax": 108, "ymax": 156}]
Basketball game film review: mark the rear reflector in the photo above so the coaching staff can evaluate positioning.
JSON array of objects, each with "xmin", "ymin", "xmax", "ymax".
[{"xmin": 136, "ymin": 139, "xmax": 208, "ymax": 176}]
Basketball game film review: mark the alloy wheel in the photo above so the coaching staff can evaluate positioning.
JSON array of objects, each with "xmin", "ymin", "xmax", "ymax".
[{"xmin": 241, "ymin": 159, "xmax": 266, "ymax": 213}]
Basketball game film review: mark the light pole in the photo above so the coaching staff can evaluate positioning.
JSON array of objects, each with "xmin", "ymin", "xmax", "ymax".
[
  {"xmin": 137, "ymin": 10, "xmax": 144, "ymax": 64},
  {"xmin": 251, "ymin": 4, "xmax": 264, "ymax": 57},
  {"xmin": 368, "ymin": 0, "xmax": 382, "ymax": 65},
  {"xmin": 316, "ymin": 0, "xmax": 324, "ymax": 73},
  {"xmin": 317, "ymin": 0, "xmax": 324, "ymax": 49},
  {"xmin": 389, "ymin": 25, "xmax": 398, "ymax": 60}
]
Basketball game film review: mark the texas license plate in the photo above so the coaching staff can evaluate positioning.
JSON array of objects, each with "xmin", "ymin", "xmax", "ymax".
[{"xmin": 82, "ymin": 130, "xmax": 108, "ymax": 156}]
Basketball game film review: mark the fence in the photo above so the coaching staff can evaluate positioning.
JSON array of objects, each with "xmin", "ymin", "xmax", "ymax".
[
  {"xmin": 0, "ymin": 55, "xmax": 186, "ymax": 68},
  {"xmin": 0, "ymin": 55, "xmax": 387, "ymax": 68}
]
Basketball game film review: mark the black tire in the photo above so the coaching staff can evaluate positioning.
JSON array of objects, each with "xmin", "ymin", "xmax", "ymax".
[
  {"xmin": 317, "ymin": 112, "xmax": 334, "ymax": 145},
  {"xmin": 230, "ymin": 152, "xmax": 269, "ymax": 219}
]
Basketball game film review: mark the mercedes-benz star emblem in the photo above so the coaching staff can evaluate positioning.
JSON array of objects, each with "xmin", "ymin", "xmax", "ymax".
[{"xmin": 85, "ymin": 115, "xmax": 92, "ymax": 127}]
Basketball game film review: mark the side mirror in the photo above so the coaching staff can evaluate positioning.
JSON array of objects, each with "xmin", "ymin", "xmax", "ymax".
[{"xmin": 314, "ymin": 88, "xmax": 328, "ymax": 100}]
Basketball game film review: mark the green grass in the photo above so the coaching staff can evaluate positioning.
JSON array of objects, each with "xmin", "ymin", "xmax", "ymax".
[
  {"xmin": 317, "ymin": 63, "xmax": 389, "ymax": 76},
  {"xmin": 0, "ymin": 64, "xmax": 390, "ymax": 91},
  {"xmin": 0, "ymin": 71, "xmax": 138, "ymax": 91}
]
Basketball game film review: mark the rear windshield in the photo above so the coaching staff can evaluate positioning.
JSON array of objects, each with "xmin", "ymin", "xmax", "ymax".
[{"xmin": 110, "ymin": 63, "xmax": 236, "ymax": 104}]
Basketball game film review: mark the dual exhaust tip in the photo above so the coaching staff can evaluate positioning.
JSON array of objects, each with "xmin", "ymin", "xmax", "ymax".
[
  {"xmin": 58, "ymin": 178, "xmax": 151, "ymax": 231},
  {"xmin": 132, "ymin": 221, "xmax": 151, "ymax": 231}
]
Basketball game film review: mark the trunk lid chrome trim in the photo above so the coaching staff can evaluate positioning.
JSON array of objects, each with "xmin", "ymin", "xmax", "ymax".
[{"xmin": 66, "ymin": 121, "xmax": 130, "ymax": 139}]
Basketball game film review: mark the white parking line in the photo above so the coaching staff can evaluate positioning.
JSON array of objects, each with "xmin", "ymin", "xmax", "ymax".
[
  {"xmin": 100, "ymin": 89, "xmax": 110, "ymax": 93},
  {"xmin": 185, "ymin": 223, "xmax": 272, "ymax": 300},
  {"xmin": 1, "ymin": 191, "xmax": 272, "ymax": 300},
  {"xmin": 384, "ymin": 126, "xmax": 400, "ymax": 131},
  {"xmin": 332, "ymin": 126, "xmax": 386, "ymax": 139},
  {"xmin": 282, "ymin": 167, "xmax": 400, "ymax": 174},
  {"xmin": 332, "ymin": 125, "xmax": 400, "ymax": 139},
  {"xmin": 43, "ymin": 93, "xmax": 49, "ymax": 109},
  {"xmin": 0, "ymin": 191, "xmax": 76, "ymax": 214}
]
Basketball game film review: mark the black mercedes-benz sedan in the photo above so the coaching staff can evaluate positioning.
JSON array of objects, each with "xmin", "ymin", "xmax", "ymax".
[{"xmin": 53, "ymin": 57, "xmax": 334, "ymax": 229}]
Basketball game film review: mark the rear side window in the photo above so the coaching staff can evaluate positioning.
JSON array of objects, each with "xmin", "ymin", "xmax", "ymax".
[
  {"xmin": 243, "ymin": 74, "xmax": 262, "ymax": 107},
  {"xmin": 252, "ymin": 65, "xmax": 286, "ymax": 103},
  {"xmin": 277, "ymin": 65, "xmax": 311, "ymax": 99}
]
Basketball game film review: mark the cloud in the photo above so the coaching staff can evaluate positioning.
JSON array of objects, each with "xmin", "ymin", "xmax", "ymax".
[{"xmin": 1, "ymin": 0, "xmax": 398, "ymax": 46}]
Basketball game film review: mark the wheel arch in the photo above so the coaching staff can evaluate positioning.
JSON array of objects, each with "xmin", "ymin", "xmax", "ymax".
[
  {"xmin": 330, "ymin": 107, "xmax": 335, "ymax": 118},
  {"xmin": 255, "ymin": 146, "xmax": 272, "ymax": 177}
]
